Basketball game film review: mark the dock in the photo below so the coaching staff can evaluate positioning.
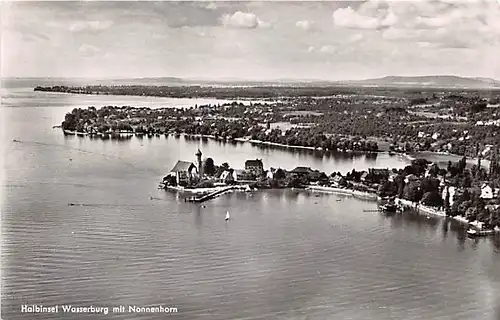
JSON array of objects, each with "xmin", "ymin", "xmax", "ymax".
[{"xmin": 185, "ymin": 186, "xmax": 238, "ymax": 203}]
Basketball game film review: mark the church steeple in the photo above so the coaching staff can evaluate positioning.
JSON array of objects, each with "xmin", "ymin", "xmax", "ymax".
[{"xmin": 196, "ymin": 149, "xmax": 203, "ymax": 177}]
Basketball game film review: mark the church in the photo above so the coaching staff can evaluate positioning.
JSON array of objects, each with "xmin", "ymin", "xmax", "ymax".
[{"xmin": 167, "ymin": 149, "xmax": 204, "ymax": 186}]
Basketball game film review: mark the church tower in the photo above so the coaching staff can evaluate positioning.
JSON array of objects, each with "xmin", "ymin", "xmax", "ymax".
[{"xmin": 196, "ymin": 149, "xmax": 203, "ymax": 177}]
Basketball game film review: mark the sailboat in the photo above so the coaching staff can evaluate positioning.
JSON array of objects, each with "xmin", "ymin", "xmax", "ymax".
[{"xmin": 225, "ymin": 211, "xmax": 230, "ymax": 221}]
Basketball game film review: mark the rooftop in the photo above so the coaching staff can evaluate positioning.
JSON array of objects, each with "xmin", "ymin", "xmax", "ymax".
[
  {"xmin": 245, "ymin": 159, "xmax": 263, "ymax": 167},
  {"xmin": 170, "ymin": 160, "xmax": 196, "ymax": 173},
  {"xmin": 291, "ymin": 166, "xmax": 312, "ymax": 173}
]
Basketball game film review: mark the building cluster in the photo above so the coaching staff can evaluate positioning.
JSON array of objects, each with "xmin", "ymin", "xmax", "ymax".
[
  {"xmin": 163, "ymin": 149, "xmax": 332, "ymax": 188},
  {"xmin": 162, "ymin": 148, "xmax": 500, "ymax": 229},
  {"xmin": 165, "ymin": 149, "xmax": 268, "ymax": 186}
]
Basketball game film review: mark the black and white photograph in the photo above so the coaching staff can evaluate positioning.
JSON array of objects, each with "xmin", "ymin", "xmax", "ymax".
[{"xmin": 2, "ymin": 0, "xmax": 500, "ymax": 319}]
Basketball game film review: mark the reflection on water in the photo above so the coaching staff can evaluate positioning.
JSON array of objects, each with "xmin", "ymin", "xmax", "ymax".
[{"xmin": 379, "ymin": 210, "xmax": 500, "ymax": 254}]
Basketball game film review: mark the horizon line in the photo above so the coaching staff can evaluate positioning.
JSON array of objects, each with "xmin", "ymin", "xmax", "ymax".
[{"xmin": 2, "ymin": 74, "xmax": 500, "ymax": 83}]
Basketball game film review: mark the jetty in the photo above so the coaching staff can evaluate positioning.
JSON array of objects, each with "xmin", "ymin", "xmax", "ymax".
[{"xmin": 185, "ymin": 186, "xmax": 239, "ymax": 203}]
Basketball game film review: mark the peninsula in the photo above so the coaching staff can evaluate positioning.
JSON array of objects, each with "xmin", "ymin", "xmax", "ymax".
[
  {"xmin": 162, "ymin": 148, "xmax": 500, "ymax": 235},
  {"xmin": 53, "ymin": 84, "xmax": 500, "ymax": 158}
]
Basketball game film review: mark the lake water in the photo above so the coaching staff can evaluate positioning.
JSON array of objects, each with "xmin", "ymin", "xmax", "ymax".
[{"xmin": 2, "ymin": 85, "xmax": 500, "ymax": 320}]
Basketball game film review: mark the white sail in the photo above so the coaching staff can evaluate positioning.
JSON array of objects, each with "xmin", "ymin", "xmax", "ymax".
[{"xmin": 225, "ymin": 211, "xmax": 230, "ymax": 220}]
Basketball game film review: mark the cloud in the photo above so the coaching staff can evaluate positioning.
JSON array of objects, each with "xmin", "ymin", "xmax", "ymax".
[
  {"xmin": 436, "ymin": 39, "xmax": 473, "ymax": 49},
  {"xmin": 333, "ymin": 5, "xmax": 397, "ymax": 30},
  {"xmin": 382, "ymin": 27, "xmax": 474, "ymax": 50},
  {"xmin": 348, "ymin": 34, "xmax": 363, "ymax": 44},
  {"xmin": 333, "ymin": 6, "xmax": 379, "ymax": 29},
  {"xmin": 417, "ymin": 40, "xmax": 471, "ymax": 50},
  {"xmin": 161, "ymin": 2, "xmax": 231, "ymax": 29},
  {"xmin": 319, "ymin": 45, "xmax": 336, "ymax": 54},
  {"xmin": 382, "ymin": 28, "xmax": 412, "ymax": 41},
  {"xmin": 220, "ymin": 11, "xmax": 269, "ymax": 29},
  {"xmin": 70, "ymin": 20, "xmax": 113, "ymax": 32},
  {"xmin": 373, "ymin": 0, "xmax": 500, "ymax": 51},
  {"xmin": 78, "ymin": 44, "xmax": 101, "ymax": 56},
  {"xmin": 4, "ymin": 1, "xmax": 500, "ymax": 80},
  {"xmin": 417, "ymin": 41, "xmax": 432, "ymax": 48},
  {"xmin": 307, "ymin": 45, "xmax": 338, "ymax": 54},
  {"xmin": 380, "ymin": 10, "xmax": 398, "ymax": 27},
  {"xmin": 296, "ymin": 20, "xmax": 314, "ymax": 31}
]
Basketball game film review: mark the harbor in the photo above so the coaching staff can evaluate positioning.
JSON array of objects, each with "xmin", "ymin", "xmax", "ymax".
[{"xmin": 183, "ymin": 185, "xmax": 251, "ymax": 203}]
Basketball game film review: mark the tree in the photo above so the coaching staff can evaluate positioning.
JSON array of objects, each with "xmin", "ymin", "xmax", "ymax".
[
  {"xmin": 473, "ymin": 196, "xmax": 486, "ymax": 211},
  {"xmin": 444, "ymin": 187, "xmax": 450, "ymax": 213},
  {"xmin": 62, "ymin": 113, "xmax": 77, "ymax": 131},
  {"xmin": 203, "ymin": 158, "xmax": 216, "ymax": 176},
  {"xmin": 420, "ymin": 177, "xmax": 440, "ymax": 194},
  {"xmin": 428, "ymin": 163, "xmax": 439, "ymax": 176},
  {"xmin": 466, "ymin": 207, "xmax": 478, "ymax": 221},
  {"xmin": 421, "ymin": 191, "xmax": 443, "ymax": 207},
  {"xmin": 462, "ymin": 189, "xmax": 471, "ymax": 202},
  {"xmin": 458, "ymin": 156, "xmax": 467, "ymax": 173},
  {"xmin": 403, "ymin": 181, "xmax": 423, "ymax": 203},
  {"xmin": 378, "ymin": 180, "xmax": 397, "ymax": 198},
  {"xmin": 163, "ymin": 175, "xmax": 177, "ymax": 186},
  {"xmin": 274, "ymin": 168, "xmax": 286, "ymax": 180},
  {"xmin": 319, "ymin": 172, "xmax": 329, "ymax": 183},
  {"xmin": 461, "ymin": 174, "xmax": 472, "ymax": 188}
]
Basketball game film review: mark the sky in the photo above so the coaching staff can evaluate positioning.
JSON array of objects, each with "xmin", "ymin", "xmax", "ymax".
[{"xmin": 2, "ymin": 0, "xmax": 500, "ymax": 81}]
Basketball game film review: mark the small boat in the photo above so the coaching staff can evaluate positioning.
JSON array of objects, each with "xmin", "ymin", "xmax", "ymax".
[
  {"xmin": 380, "ymin": 203, "xmax": 399, "ymax": 213},
  {"xmin": 388, "ymin": 151, "xmax": 396, "ymax": 156},
  {"xmin": 467, "ymin": 228, "xmax": 494, "ymax": 237},
  {"xmin": 225, "ymin": 211, "xmax": 230, "ymax": 221}
]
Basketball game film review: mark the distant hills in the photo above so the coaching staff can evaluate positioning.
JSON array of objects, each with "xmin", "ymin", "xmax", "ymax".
[
  {"xmin": 101, "ymin": 75, "xmax": 500, "ymax": 89},
  {"xmin": 340, "ymin": 75, "xmax": 500, "ymax": 89},
  {"xmin": 4, "ymin": 75, "xmax": 500, "ymax": 89}
]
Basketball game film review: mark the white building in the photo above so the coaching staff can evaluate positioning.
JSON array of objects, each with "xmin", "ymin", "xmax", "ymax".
[
  {"xmin": 480, "ymin": 184, "xmax": 494, "ymax": 199},
  {"xmin": 442, "ymin": 186, "xmax": 456, "ymax": 207}
]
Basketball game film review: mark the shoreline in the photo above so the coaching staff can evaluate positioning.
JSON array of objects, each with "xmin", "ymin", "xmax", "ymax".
[
  {"xmin": 236, "ymin": 138, "xmax": 380, "ymax": 154},
  {"xmin": 306, "ymin": 185, "xmax": 378, "ymax": 201},
  {"xmin": 61, "ymin": 128, "xmax": 397, "ymax": 156},
  {"xmin": 60, "ymin": 128, "xmax": 473, "ymax": 165},
  {"xmin": 301, "ymin": 186, "xmax": 499, "ymax": 233},
  {"xmin": 60, "ymin": 128, "xmax": 483, "ymax": 165},
  {"xmin": 36, "ymin": 88, "xmax": 277, "ymax": 104}
]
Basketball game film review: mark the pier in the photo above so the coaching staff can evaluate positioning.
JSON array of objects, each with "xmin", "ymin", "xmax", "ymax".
[{"xmin": 185, "ymin": 186, "xmax": 239, "ymax": 203}]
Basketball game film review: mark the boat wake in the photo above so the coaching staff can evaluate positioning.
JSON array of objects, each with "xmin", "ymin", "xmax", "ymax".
[{"xmin": 68, "ymin": 203, "xmax": 151, "ymax": 208}]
